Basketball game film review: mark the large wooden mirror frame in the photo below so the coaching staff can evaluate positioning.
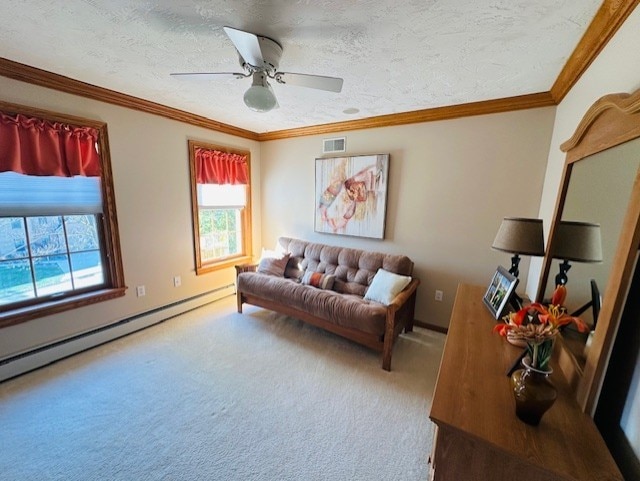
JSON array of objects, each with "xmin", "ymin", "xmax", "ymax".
[{"xmin": 536, "ymin": 89, "xmax": 640, "ymax": 414}]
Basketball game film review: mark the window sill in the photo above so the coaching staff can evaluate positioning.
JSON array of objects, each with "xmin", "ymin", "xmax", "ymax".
[
  {"xmin": 0, "ymin": 287, "xmax": 127, "ymax": 329},
  {"xmin": 196, "ymin": 255, "xmax": 254, "ymax": 275}
]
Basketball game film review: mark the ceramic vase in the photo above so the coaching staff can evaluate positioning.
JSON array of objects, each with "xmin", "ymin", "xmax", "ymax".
[{"xmin": 510, "ymin": 357, "xmax": 557, "ymax": 426}]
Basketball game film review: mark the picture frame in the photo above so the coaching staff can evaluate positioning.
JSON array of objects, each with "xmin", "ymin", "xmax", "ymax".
[
  {"xmin": 483, "ymin": 266, "xmax": 519, "ymax": 320},
  {"xmin": 314, "ymin": 153, "xmax": 389, "ymax": 239}
]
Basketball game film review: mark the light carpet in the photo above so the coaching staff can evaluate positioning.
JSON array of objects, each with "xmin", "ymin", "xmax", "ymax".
[{"xmin": 0, "ymin": 296, "xmax": 445, "ymax": 481}]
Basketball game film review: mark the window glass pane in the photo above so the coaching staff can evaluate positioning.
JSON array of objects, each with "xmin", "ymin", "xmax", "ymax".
[
  {"xmin": 70, "ymin": 251, "xmax": 104, "ymax": 288},
  {"xmin": 197, "ymin": 184, "xmax": 246, "ymax": 207},
  {"xmin": 0, "ymin": 259, "xmax": 35, "ymax": 306},
  {"xmin": 33, "ymin": 254, "xmax": 72, "ymax": 296},
  {"xmin": 0, "ymin": 217, "xmax": 28, "ymax": 259},
  {"xmin": 27, "ymin": 216, "xmax": 67, "ymax": 256},
  {"xmin": 199, "ymin": 208, "xmax": 242, "ymax": 263},
  {"xmin": 199, "ymin": 209, "xmax": 216, "ymax": 262},
  {"xmin": 0, "ymin": 216, "xmax": 105, "ymax": 308},
  {"xmin": 65, "ymin": 215, "xmax": 100, "ymax": 251}
]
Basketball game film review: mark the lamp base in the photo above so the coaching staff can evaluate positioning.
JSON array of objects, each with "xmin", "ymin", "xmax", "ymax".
[{"xmin": 555, "ymin": 259, "xmax": 571, "ymax": 286}]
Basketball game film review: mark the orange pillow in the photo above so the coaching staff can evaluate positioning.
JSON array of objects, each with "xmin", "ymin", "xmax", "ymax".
[{"xmin": 302, "ymin": 271, "xmax": 335, "ymax": 290}]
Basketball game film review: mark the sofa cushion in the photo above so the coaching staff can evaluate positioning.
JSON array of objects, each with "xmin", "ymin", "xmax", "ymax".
[
  {"xmin": 364, "ymin": 268, "xmax": 412, "ymax": 305},
  {"xmin": 237, "ymin": 273, "xmax": 387, "ymax": 336}
]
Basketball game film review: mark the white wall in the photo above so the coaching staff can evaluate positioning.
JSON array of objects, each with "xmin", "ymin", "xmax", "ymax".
[
  {"xmin": 260, "ymin": 108, "xmax": 555, "ymax": 328},
  {"xmin": 527, "ymin": 6, "xmax": 640, "ymax": 297},
  {"xmin": 0, "ymin": 77, "xmax": 261, "ymax": 360}
]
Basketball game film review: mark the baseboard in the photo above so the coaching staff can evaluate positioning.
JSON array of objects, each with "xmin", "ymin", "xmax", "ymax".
[
  {"xmin": 0, "ymin": 284, "xmax": 235, "ymax": 382},
  {"xmin": 414, "ymin": 320, "xmax": 448, "ymax": 334}
]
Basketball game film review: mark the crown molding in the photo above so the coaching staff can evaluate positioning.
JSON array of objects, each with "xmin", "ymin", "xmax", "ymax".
[
  {"xmin": 550, "ymin": 0, "xmax": 639, "ymax": 103},
  {"xmin": 0, "ymin": 57, "xmax": 260, "ymax": 141},
  {"xmin": 257, "ymin": 92, "xmax": 555, "ymax": 141}
]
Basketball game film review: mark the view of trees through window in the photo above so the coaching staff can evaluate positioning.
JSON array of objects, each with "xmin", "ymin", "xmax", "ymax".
[
  {"xmin": 0, "ymin": 215, "xmax": 104, "ymax": 306},
  {"xmin": 198, "ymin": 208, "xmax": 242, "ymax": 262}
]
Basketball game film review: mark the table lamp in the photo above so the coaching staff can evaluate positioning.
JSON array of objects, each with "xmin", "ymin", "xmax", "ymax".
[
  {"xmin": 492, "ymin": 217, "xmax": 545, "ymax": 278},
  {"xmin": 551, "ymin": 220, "xmax": 602, "ymax": 286}
]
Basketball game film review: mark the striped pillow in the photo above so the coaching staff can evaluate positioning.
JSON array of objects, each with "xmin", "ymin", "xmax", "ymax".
[{"xmin": 302, "ymin": 271, "xmax": 335, "ymax": 290}]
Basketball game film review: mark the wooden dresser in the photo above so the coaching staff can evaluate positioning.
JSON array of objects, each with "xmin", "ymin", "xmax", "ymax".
[{"xmin": 428, "ymin": 283, "xmax": 622, "ymax": 481}]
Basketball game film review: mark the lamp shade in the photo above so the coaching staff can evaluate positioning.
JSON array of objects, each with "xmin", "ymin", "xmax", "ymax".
[
  {"xmin": 552, "ymin": 220, "xmax": 602, "ymax": 263},
  {"xmin": 492, "ymin": 217, "xmax": 545, "ymax": 256}
]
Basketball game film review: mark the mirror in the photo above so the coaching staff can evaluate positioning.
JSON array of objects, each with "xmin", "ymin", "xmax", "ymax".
[
  {"xmin": 542, "ymin": 140, "xmax": 640, "ymax": 366},
  {"xmin": 537, "ymin": 89, "xmax": 640, "ymax": 413}
]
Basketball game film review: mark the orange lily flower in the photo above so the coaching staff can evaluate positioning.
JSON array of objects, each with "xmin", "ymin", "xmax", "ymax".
[
  {"xmin": 551, "ymin": 284, "xmax": 567, "ymax": 306},
  {"xmin": 493, "ymin": 307, "xmax": 529, "ymax": 336},
  {"xmin": 530, "ymin": 303, "xmax": 588, "ymax": 332}
]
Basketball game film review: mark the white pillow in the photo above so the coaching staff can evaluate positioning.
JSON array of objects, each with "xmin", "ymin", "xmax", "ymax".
[{"xmin": 364, "ymin": 268, "xmax": 412, "ymax": 305}]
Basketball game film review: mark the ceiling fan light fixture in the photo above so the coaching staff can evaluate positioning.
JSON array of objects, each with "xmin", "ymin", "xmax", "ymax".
[{"xmin": 243, "ymin": 73, "xmax": 277, "ymax": 112}]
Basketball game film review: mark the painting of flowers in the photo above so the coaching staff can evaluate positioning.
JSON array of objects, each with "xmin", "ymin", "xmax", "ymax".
[{"xmin": 315, "ymin": 154, "xmax": 389, "ymax": 239}]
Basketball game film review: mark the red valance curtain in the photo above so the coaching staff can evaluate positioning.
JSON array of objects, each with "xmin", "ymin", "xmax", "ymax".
[
  {"xmin": 0, "ymin": 112, "xmax": 101, "ymax": 177},
  {"xmin": 195, "ymin": 148, "xmax": 248, "ymax": 185}
]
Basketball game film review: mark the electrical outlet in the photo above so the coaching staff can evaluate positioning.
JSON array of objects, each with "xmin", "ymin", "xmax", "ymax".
[
  {"xmin": 435, "ymin": 289, "xmax": 444, "ymax": 302},
  {"xmin": 173, "ymin": 276, "xmax": 181, "ymax": 287},
  {"xmin": 136, "ymin": 285, "xmax": 146, "ymax": 297}
]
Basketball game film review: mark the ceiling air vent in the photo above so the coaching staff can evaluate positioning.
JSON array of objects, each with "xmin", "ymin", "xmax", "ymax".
[{"xmin": 323, "ymin": 137, "xmax": 346, "ymax": 154}]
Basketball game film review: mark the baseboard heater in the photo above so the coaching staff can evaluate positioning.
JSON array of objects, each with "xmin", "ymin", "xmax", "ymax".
[{"xmin": 0, "ymin": 284, "xmax": 235, "ymax": 383}]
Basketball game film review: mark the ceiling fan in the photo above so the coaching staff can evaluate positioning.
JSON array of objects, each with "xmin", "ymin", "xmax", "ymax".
[{"xmin": 171, "ymin": 26, "xmax": 344, "ymax": 113}]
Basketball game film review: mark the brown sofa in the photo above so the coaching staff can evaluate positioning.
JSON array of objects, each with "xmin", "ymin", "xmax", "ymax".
[{"xmin": 235, "ymin": 237, "xmax": 420, "ymax": 371}]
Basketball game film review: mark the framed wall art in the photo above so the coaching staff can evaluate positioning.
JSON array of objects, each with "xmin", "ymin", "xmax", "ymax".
[
  {"xmin": 315, "ymin": 153, "xmax": 389, "ymax": 239},
  {"xmin": 483, "ymin": 266, "xmax": 519, "ymax": 319}
]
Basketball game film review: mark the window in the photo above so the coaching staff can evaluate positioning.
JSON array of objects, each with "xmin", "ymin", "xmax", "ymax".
[
  {"xmin": 188, "ymin": 140, "xmax": 252, "ymax": 273},
  {"xmin": 0, "ymin": 101, "xmax": 125, "ymax": 327},
  {"xmin": 0, "ymin": 214, "xmax": 105, "ymax": 306}
]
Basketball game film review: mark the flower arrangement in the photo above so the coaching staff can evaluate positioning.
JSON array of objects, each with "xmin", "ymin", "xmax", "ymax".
[{"xmin": 493, "ymin": 285, "xmax": 588, "ymax": 371}]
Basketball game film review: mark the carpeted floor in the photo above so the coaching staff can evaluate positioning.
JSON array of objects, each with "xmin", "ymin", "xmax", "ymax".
[{"xmin": 0, "ymin": 296, "xmax": 445, "ymax": 481}]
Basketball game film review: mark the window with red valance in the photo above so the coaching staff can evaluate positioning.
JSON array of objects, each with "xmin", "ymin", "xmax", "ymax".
[
  {"xmin": 0, "ymin": 101, "xmax": 125, "ymax": 328},
  {"xmin": 188, "ymin": 140, "xmax": 252, "ymax": 273}
]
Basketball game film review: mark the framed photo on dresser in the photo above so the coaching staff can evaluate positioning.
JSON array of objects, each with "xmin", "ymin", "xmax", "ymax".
[{"xmin": 483, "ymin": 266, "xmax": 519, "ymax": 319}]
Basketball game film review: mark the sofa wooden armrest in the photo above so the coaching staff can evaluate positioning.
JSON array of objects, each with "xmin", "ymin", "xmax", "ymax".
[
  {"xmin": 235, "ymin": 263, "xmax": 258, "ymax": 275},
  {"xmin": 382, "ymin": 278, "xmax": 420, "ymax": 370}
]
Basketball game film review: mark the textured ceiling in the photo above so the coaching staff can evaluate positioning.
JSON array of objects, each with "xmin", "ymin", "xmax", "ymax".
[{"xmin": 0, "ymin": 0, "xmax": 602, "ymax": 134}]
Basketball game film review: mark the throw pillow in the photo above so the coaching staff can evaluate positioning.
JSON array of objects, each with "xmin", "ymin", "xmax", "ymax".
[
  {"xmin": 257, "ymin": 253, "xmax": 290, "ymax": 277},
  {"xmin": 302, "ymin": 271, "xmax": 336, "ymax": 290},
  {"xmin": 364, "ymin": 268, "xmax": 412, "ymax": 305}
]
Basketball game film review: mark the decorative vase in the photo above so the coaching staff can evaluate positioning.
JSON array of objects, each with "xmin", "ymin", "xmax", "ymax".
[{"xmin": 510, "ymin": 357, "xmax": 557, "ymax": 426}]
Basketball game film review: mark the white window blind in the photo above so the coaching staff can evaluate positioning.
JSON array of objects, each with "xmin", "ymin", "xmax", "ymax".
[
  {"xmin": 0, "ymin": 171, "xmax": 103, "ymax": 216},
  {"xmin": 197, "ymin": 184, "xmax": 246, "ymax": 208}
]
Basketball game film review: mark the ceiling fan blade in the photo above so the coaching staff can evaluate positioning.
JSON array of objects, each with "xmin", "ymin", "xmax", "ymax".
[
  {"xmin": 223, "ymin": 26, "xmax": 264, "ymax": 68},
  {"xmin": 170, "ymin": 72, "xmax": 247, "ymax": 79},
  {"xmin": 275, "ymin": 72, "xmax": 343, "ymax": 93}
]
